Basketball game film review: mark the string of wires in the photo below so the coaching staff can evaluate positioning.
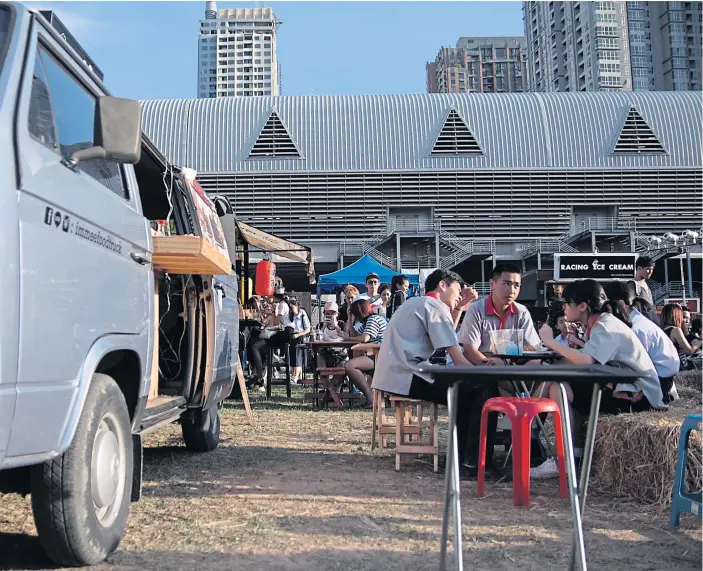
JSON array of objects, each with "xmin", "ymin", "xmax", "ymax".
[{"xmin": 156, "ymin": 162, "xmax": 191, "ymax": 383}]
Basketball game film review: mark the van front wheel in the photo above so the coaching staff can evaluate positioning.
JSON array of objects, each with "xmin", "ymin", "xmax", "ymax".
[{"xmin": 31, "ymin": 373, "xmax": 133, "ymax": 566}]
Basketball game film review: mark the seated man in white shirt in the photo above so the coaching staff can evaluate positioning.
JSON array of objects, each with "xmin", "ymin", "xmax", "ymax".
[{"xmin": 372, "ymin": 269, "xmax": 500, "ymax": 476}]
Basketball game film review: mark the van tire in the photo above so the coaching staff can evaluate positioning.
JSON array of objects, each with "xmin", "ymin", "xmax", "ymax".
[
  {"xmin": 31, "ymin": 373, "xmax": 133, "ymax": 566},
  {"xmin": 181, "ymin": 405, "xmax": 220, "ymax": 452}
]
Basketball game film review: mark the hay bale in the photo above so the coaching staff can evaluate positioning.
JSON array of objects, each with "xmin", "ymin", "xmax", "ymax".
[
  {"xmin": 591, "ymin": 407, "xmax": 702, "ymax": 505},
  {"xmin": 675, "ymin": 370, "xmax": 702, "ymax": 392},
  {"xmin": 676, "ymin": 386, "xmax": 702, "ymax": 405}
]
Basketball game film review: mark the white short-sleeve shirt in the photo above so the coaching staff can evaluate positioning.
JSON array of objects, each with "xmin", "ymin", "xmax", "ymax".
[
  {"xmin": 282, "ymin": 310, "xmax": 310, "ymax": 333},
  {"xmin": 580, "ymin": 313, "xmax": 664, "ymax": 408},
  {"xmin": 275, "ymin": 301, "xmax": 290, "ymax": 317},
  {"xmin": 630, "ymin": 309, "xmax": 680, "ymax": 379},
  {"xmin": 371, "ymin": 296, "xmax": 459, "ymax": 396}
]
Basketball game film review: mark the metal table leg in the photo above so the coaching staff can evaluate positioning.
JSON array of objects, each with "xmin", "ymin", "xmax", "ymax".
[
  {"xmin": 509, "ymin": 381, "xmax": 555, "ymax": 461},
  {"xmin": 557, "ymin": 383, "xmax": 588, "ymax": 571},
  {"xmin": 569, "ymin": 384, "xmax": 602, "ymax": 570},
  {"xmin": 519, "ymin": 380, "xmax": 556, "ymax": 460},
  {"xmin": 439, "ymin": 384, "xmax": 463, "ymax": 571},
  {"xmin": 312, "ymin": 346, "xmax": 320, "ymax": 410}
]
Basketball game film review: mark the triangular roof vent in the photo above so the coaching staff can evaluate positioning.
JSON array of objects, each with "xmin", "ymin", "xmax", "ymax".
[
  {"xmin": 431, "ymin": 109, "xmax": 483, "ymax": 155},
  {"xmin": 613, "ymin": 107, "xmax": 666, "ymax": 154},
  {"xmin": 248, "ymin": 111, "xmax": 301, "ymax": 158}
]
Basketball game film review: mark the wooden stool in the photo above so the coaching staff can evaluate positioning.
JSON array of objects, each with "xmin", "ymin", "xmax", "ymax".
[
  {"xmin": 370, "ymin": 390, "xmax": 389, "ymax": 451},
  {"xmin": 304, "ymin": 368, "xmax": 363, "ymax": 409},
  {"xmin": 372, "ymin": 390, "xmax": 420, "ymax": 452},
  {"xmin": 372, "ymin": 392, "xmax": 439, "ymax": 473}
]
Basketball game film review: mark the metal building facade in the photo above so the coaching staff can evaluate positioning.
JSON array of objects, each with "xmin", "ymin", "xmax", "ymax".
[{"xmin": 140, "ymin": 92, "xmax": 702, "ymax": 256}]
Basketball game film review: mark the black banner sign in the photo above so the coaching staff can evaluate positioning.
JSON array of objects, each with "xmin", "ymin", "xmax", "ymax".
[{"xmin": 555, "ymin": 254, "xmax": 638, "ymax": 281}]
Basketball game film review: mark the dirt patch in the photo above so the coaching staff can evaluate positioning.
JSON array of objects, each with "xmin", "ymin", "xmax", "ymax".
[{"xmin": 2, "ymin": 391, "xmax": 701, "ymax": 571}]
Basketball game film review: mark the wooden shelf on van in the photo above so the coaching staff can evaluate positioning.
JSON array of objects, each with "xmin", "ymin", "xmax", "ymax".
[{"xmin": 152, "ymin": 235, "xmax": 232, "ymax": 275}]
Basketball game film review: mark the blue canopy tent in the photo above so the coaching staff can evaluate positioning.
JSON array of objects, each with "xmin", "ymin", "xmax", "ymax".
[{"xmin": 316, "ymin": 255, "xmax": 419, "ymax": 295}]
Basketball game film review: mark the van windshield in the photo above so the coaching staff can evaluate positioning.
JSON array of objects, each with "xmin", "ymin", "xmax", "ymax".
[{"xmin": 0, "ymin": 5, "xmax": 11, "ymax": 74}]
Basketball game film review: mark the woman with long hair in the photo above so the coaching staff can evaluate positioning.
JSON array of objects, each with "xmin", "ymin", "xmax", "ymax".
[
  {"xmin": 531, "ymin": 279, "xmax": 663, "ymax": 480},
  {"xmin": 270, "ymin": 287, "xmax": 290, "ymax": 326},
  {"xmin": 539, "ymin": 279, "xmax": 662, "ymax": 410},
  {"xmin": 377, "ymin": 284, "xmax": 392, "ymax": 318},
  {"xmin": 247, "ymin": 294, "xmax": 309, "ymax": 389},
  {"xmin": 338, "ymin": 284, "xmax": 360, "ymax": 328},
  {"xmin": 660, "ymin": 303, "xmax": 699, "ymax": 370},
  {"xmin": 338, "ymin": 299, "xmax": 387, "ymax": 407},
  {"xmin": 387, "ymin": 274, "xmax": 410, "ymax": 320},
  {"xmin": 282, "ymin": 298, "xmax": 311, "ymax": 382}
]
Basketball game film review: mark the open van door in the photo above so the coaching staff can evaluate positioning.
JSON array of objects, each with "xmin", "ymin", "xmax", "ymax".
[{"xmin": 204, "ymin": 196, "xmax": 240, "ymax": 408}]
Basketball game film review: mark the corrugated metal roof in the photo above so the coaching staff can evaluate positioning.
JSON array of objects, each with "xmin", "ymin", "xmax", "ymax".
[{"xmin": 139, "ymin": 92, "xmax": 703, "ymax": 172}]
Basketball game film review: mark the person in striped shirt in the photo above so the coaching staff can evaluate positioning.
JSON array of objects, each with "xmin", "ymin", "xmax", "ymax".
[{"xmin": 339, "ymin": 299, "xmax": 387, "ymax": 407}]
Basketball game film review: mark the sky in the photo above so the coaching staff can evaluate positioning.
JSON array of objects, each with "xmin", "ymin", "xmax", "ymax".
[{"xmin": 30, "ymin": 1, "xmax": 524, "ymax": 100}]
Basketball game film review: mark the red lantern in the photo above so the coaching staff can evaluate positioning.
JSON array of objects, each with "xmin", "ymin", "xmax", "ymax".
[{"xmin": 255, "ymin": 260, "xmax": 276, "ymax": 296}]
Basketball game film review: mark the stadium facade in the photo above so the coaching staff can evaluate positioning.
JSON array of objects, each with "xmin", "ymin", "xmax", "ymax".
[{"xmin": 140, "ymin": 92, "xmax": 702, "ymax": 290}]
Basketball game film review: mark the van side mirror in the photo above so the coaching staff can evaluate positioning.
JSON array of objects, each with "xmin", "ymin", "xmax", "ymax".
[{"xmin": 69, "ymin": 97, "xmax": 142, "ymax": 165}]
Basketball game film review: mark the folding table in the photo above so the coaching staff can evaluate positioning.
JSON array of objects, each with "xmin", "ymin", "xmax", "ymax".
[{"xmin": 416, "ymin": 364, "xmax": 643, "ymax": 571}]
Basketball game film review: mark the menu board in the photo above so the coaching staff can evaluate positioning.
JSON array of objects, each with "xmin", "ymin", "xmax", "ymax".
[{"xmin": 180, "ymin": 168, "xmax": 231, "ymax": 265}]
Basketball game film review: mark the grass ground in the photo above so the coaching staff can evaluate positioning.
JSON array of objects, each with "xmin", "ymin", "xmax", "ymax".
[{"xmin": 1, "ymin": 389, "xmax": 701, "ymax": 571}]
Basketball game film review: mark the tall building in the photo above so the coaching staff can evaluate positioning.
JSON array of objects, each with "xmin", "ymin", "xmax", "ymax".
[
  {"xmin": 427, "ymin": 37, "xmax": 527, "ymax": 93},
  {"xmin": 197, "ymin": 2, "xmax": 281, "ymax": 98},
  {"xmin": 524, "ymin": 1, "xmax": 702, "ymax": 92}
]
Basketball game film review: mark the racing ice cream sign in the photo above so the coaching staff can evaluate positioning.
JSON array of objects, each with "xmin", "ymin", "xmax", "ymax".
[{"xmin": 554, "ymin": 253, "xmax": 638, "ymax": 281}]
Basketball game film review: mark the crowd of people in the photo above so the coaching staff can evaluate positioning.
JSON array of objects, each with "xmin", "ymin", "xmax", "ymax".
[
  {"xmin": 241, "ymin": 257, "xmax": 700, "ymax": 480},
  {"xmin": 241, "ymin": 272, "xmax": 410, "ymax": 397},
  {"xmin": 371, "ymin": 261, "xmax": 701, "ymax": 480},
  {"xmin": 243, "ymin": 287, "xmax": 312, "ymax": 390}
]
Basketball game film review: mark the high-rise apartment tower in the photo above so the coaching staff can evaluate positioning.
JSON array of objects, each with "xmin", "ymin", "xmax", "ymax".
[
  {"xmin": 198, "ymin": 2, "xmax": 281, "ymax": 98},
  {"xmin": 524, "ymin": 1, "xmax": 702, "ymax": 91},
  {"xmin": 427, "ymin": 36, "xmax": 527, "ymax": 93}
]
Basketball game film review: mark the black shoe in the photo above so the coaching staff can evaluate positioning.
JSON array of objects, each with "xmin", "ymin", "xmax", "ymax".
[
  {"xmin": 531, "ymin": 438, "xmax": 548, "ymax": 464},
  {"xmin": 440, "ymin": 460, "xmax": 503, "ymax": 481}
]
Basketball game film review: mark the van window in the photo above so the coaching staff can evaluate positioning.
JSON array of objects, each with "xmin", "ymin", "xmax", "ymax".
[
  {"xmin": 28, "ymin": 47, "xmax": 57, "ymax": 149},
  {"xmin": 0, "ymin": 5, "xmax": 12, "ymax": 73},
  {"xmin": 27, "ymin": 44, "xmax": 127, "ymax": 199}
]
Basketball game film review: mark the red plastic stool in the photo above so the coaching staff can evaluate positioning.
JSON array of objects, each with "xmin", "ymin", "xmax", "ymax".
[{"xmin": 477, "ymin": 397, "xmax": 567, "ymax": 507}]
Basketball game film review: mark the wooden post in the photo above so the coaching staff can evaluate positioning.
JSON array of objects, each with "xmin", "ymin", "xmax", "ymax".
[
  {"xmin": 235, "ymin": 361, "xmax": 254, "ymax": 425},
  {"xmin": 243, "ymin": 243, "xmax": 251, "ymax": 301}
]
